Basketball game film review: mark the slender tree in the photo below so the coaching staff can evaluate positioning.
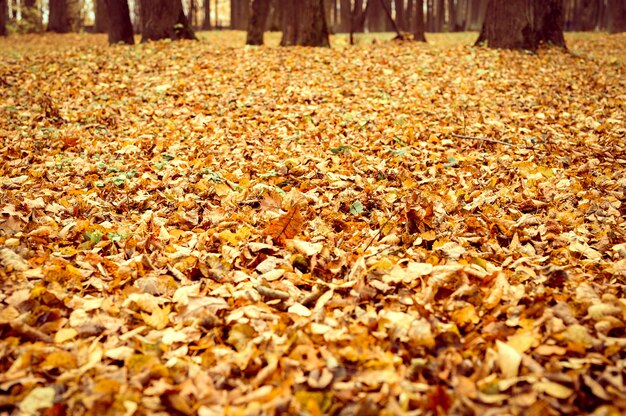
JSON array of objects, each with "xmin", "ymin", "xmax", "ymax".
[
  {"xmin": 0, "ymin": 0, "xmax": 7, "ymax": 36},
  {"xmin": 368, "ymin": 0, "xmax": 387, "ymax": 32},
  {"xmin": 280, "ymin": 0, "xmax": 330, "ymax": 47},
  {"xmin": 188, "ymin": 0, "xmax": 196, "ymax": 29},
  {"xmin": 246, "ymin": 0, "xmax": 270, "ymax": 44},
  {"xmin": 48, "ymin": 0, "xmax": 81, "ymax": 32},
  {"xmin": 476, "ymin": 0, "xmax": 566, "ymax": 50},
  {"xmin": 413, "ymin": 0, "xmax": 426, "ymax": 41},
  {"xmin": 104, "ymin": 0, "xmax": 134, "ymax": 44},
  {"xmin": 608, "ymin": 0, "xmax": 626, "ymax": 33},
  {"xmin": 395, "ymin": 0, "xmax": 406, "ymax": 30},
  {"xmin": 350, "ymin": 0, "xmax": 368, "ymax": 44},
  {"xmin": 266, "ymin": 0, "xmax": 281, "ymax": 30},
  {"xmin": 95, "ymin": 0, "xmax": 109, "ymax": 33},
  {"xmin": 202, "ymin": 0, "xmax": 211, "ymax": 29},
  {"xmin": 231, "ymin": 0, "xmax": 249, "ymax": 29},
  {"xmin": 140, "ymin": 0, "xmax": 196, "ymax": 41},
  {"xmin": 339, "ymin": 0, "xmax": 351, "ymax": 32}
]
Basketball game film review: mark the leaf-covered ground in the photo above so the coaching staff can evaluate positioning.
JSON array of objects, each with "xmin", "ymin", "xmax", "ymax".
[{"xmin": 1, "ymin": 31, "xmax": 625, "ymax": 415}]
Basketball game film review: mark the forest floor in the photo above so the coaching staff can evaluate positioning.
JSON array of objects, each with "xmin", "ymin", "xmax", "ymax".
[{"xmin": 1, "ymin": 31, "xmax": 625, "ymax": 415}]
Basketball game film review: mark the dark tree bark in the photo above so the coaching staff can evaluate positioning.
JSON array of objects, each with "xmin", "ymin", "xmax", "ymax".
[
  {"xmin": 395, "ymin": 0, "xmax": 406, "ymax": 30},
  {"xmin": 140, "ymin": 0, "xmax": 196, "ymax": 41},
  {"xmin": 325, "ymin": 0, "xmax": 335, "ymax": 32},
  {"xmin": 379, "ymin": 0, "xmax": 403, "ymax": 37},
  {"xmin": 476, "ymin": 0, "xmax": 566, "ymax": 50},
  {"xmin": 214, "ymin": 0, "xmax": 220, "ymax": 27},
  {"xmin": 608, "ymin": 0, "xmax": 626, "ymax": 33},
  {"xmin": 350, "ymin": 0, "xmax": 370, "ymax": 44},
  {"xmin": 48, "ymin": 0, "xmax": 67, "ymax": 32},
  {"xmin": 339, "ymin": 0, "xmax": 351, "ymax": 32},
  {"xmin": 0, "ymin": 0, "xmax": 7, "ymax": 36},
  {"xmin": 188, "ymin": 0, "xmax": 196, "ymax": 29},
  {"xmin": 48, "ymin": 0, "xmax": 81, "ymax": 32},
  {"xmin": 352, "ymin": 0, "xmax": 367, "ymax": 32},
  {"xmin": 425, "ymin": 0, "xmax": 433, "ymax": 31},
  {"xmin": 280, "ymin": 0, "xmax": 330, "ymax": 46},
  {"xmin": 104, "ymin": 0, "xmax": 134, "ymax": 44},
  {"xmin": 436, "ymin": 0, "xmax": 445, "ymax": 31},
  {"xmin": 246, "ymin": 0, "xmax": 270, "ymax": 44},
  {"xmin": 464, "ymin": 0, "xmax": 486, "ymax": 30},
  {"xmin": 368, "ymin": 0, "xmax": 387, "ymax": 32},
  {"xmin": 231, "ymin": 0, "xmax": 249, "ymax": 29},
  {"xmin": 95, "ymin": 0, "xmax": 109, "ymax": 33},
  {"xmin": 266, "ymin": 0, "xmax": 281, "ymax": 30},
  {"xmin": 413, "ymin": 0, "xmax": 426, "ymax": 41},
  {"xmin": 406, "ymin": 0, "xmax": 413, "ymax": 29},
  {"xmin": 571, "ymin": 0, "xmax": 602, "ymax": 31},
  {"xmin": 202, "ymin": 0, "xmax": 211, "ymax": 29}
]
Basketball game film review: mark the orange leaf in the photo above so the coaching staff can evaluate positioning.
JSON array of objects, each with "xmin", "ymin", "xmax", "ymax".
[{"xmin": 264, "ymin": 205, "xmax": 304, "ymax": 245}]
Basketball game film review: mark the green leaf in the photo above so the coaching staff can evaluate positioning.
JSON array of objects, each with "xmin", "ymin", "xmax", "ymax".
[
  {"xmin": 350, "ymin": 201, "xmax": 364, "ymax": 215},
  {"xmin": 84, "ymin": 230, "xmax": 103, "ymax": 244},
  {"xmin": 112, "ymin": 174, "xmax": 126, "ymax": 186},
  {"xmin": 444, "ymin": 156, "xmax": 458, "ymax": 168},
  {"xmin": 330, "ymin": 145, "xmax": 351, "ymax": 154},
  {"xmin": 107, "ymin": 232, "xmax": 128, "ymax": 242},
  {"xmin": 201, "ymin": 169, "xmax": 223, "ymax": 182}
]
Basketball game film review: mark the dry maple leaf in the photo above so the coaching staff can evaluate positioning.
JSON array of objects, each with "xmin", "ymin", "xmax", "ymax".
[{"xmin": 263, "ymin": 204, "xmax": 304, "ymax": 245}]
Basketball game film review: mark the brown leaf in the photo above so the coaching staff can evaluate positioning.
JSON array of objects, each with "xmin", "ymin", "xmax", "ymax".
[{"xmin": 263, "ymin": 204, "xmax": 304, "ymax": 245}]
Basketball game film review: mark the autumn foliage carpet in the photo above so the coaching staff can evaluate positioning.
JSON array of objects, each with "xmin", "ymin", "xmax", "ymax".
[{"xmin": 1, "ymin": 31, "xmax": 625, "ymax": 415}]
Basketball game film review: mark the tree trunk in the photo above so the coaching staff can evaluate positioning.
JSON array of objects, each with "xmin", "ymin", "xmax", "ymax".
[
  {"xmin": 325, "ymin": 0, "xmax": 335, "ymax": 33},
  {"xmin": 476, "ymin": 0, "xmax": 566, "ymax": 50},
  {"xmin": 266, "ymin": 0, "xmax": 281, "ymax": 30},
  {"xmin": 231, "ymin": 0, "xmax": 249, "ymax": 29},
  {"xmin": 202, "ymin": 0, "xmax": 211, "ymax": 29},
  {"xmin": 413, "ymin": 0, "xmax": 426, "ymax": 40},
  {"xmin": 0, "ymin": 0, "xmax": 7, "ymax": 36},
  {"xmin": 395, "ymin": 0, "xmax": 406, "ymax": 31},
  {"xmin": 48, "ymin": 0, "xmax": 66, "ymax": 32},
  {"xmin": 104, "ymin": 0, "xmax": 134, "ymax": 44},
  {"xmin": 464, "ymin": 0, "xmax": 484, "ymax": 30},
  {"xmin": 140, "ymin": 0, "xmax": 196, "ymax": 41},
  {"xmin": 280, "ymin": 0, "xmax": 330, "ymax": 46},
  {"xmin": 352, "ymin": 0, "xmax": 366, "ymax": 32},
  {"xmin": 573, "ymin": 0, "xmax": 601, "ymax": 31},
  {"xmin": 246, "ymin": 0, "xmax": 270, "ymax": 44},
  {"xmin": 95, "ymin": 0, "xmax": 109, "ymax": 33},
  {"xmin": 436, "ymin": 0, "xmax": 444, "ymax": 31},
  {"xmin": 406, "ymin": 0, "xmax": 413, "ymax": 29},
  {"xmin": 188, "ymin": 0, "xmax": 196, "ymax": 29},
  {"xmin": 367, "ymin": 0, "xmax": 387, "ymax": 32},
  {"xmin": 339, "ymin": 0, "xmax": 351, "ymax": 32},
  {"xmin": 608, "ymin": 0, "xmax": 626, "ymax": 33}
]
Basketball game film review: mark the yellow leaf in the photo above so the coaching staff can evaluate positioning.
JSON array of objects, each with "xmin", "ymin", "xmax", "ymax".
[
  {"xmin": 496, "ymin": 340, "xmax": 522, "ymax": 379},
  {"xmin": 142, "ymin": 304, "xmax": 171, "ymax": 330},
  {"xmin": 41, "ymin": 350, "xmax": 78, "ymax": 370},
  {"xmin": 451, "ymin": 304, "xmax": 480, "ymax": 326},
  {"xmin": 533, "ymin": 381, "xmax": 573, "ymax": 399}
]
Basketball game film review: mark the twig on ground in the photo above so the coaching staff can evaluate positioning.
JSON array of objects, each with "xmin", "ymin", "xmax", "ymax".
[
  {"xmin": 362, "ymin": 208, "xmax": 398, "ymax": 253},
  {"xmin": 255, "ymin": 285, "xmax": 290, "ymax": 301},
  {"xmin": 451, "ymin": 133, "xmax": 521, "ymax": 147}
]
